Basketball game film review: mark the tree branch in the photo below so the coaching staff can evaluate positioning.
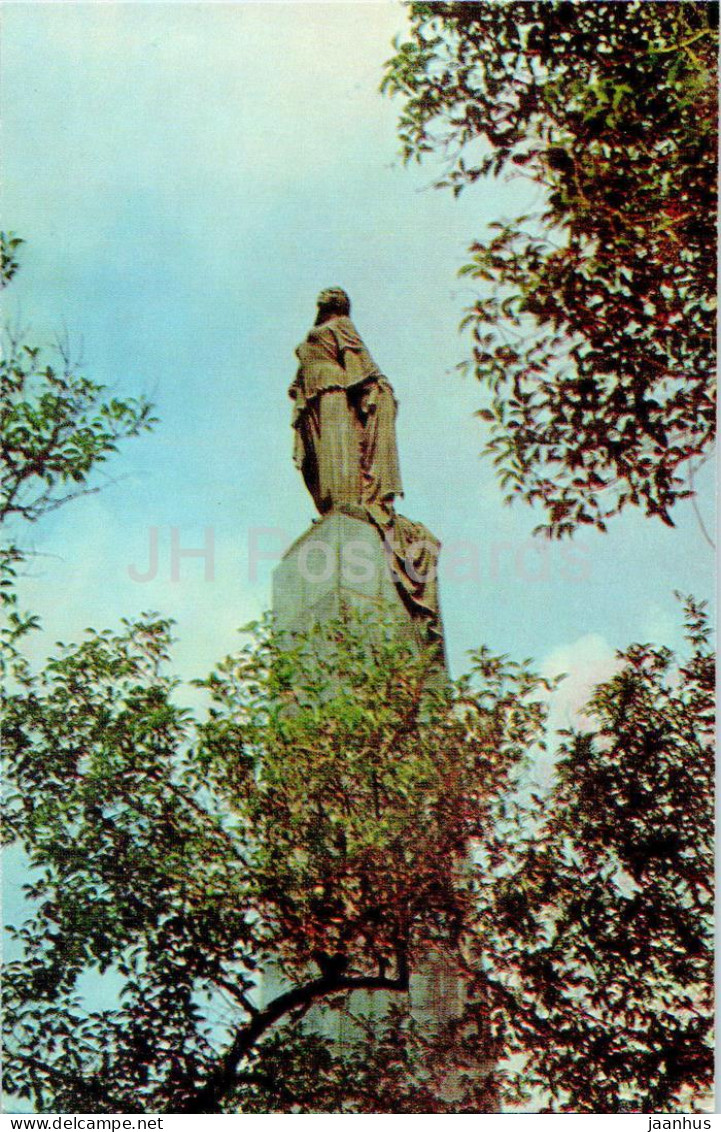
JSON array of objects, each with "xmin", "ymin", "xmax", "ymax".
[{"xmin": 182, "ymin": 966, "xmax": 409, "ymax": 1113}]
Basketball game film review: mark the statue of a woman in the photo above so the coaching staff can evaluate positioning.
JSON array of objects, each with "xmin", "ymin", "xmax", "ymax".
[
  {"xmin": 290, "ymin": 287, "xmax": 402, "ymax": 523},
  {"xmin": 289, "ymin": 287, "xmax": 443, "ymax": 644}
]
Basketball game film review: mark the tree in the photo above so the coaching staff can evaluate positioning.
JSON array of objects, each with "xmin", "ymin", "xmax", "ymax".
[
  {"xmin": 0, "ymin": 230, "xmax": 159, "ymax": 825},
  {"xmin": 2, "ymin": 610, "xmax": 551, "ymax": 1113},
  {"xmin": 383, "ymin": 2, "xmax": 717, "ymax": 536},
  {"xmin": 1, "ymin": 232, "xmax": 24, "ymax": 288},
  {"xmin": 475, "ymin": 596, "xmax": 714, "ymax": 1112},
  {"xmin": 3, "ymin": 598, "xmax": 712, "ymax": 1113},
  {"xmin": 1, "ymin": 234, "xmax": 156, "ymax": 526}
]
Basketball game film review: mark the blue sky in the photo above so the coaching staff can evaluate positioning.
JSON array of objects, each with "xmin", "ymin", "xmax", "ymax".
[{"xmin": 3, "ymin": 0, "xmax": 714, "ymax": 700}]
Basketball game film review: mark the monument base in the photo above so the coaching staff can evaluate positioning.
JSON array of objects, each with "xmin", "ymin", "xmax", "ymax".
[
  {"xmin": 265, "ymin": 512, "xmax": 496, "ymax": 1107},
  {"xmin": 272, "ymin": 511, "xmax": 447, "ymax": 669}
]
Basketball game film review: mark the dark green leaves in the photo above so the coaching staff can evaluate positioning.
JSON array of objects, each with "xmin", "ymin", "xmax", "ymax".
[
  {"xmin": 384, "ymin": 3, "xmax": 717, "ymax": 535},
  {"xmin": 475, "ymin": 597, "xmax": 714, "ymax": 1111}
]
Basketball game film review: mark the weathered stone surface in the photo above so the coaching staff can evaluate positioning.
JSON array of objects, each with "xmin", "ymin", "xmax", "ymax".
[{"xmin": 273, "ymin": 511, "xmax": 445, "ymax": 665}]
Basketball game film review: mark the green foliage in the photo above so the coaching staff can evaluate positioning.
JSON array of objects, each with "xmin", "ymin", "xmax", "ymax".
[
  {"xmin": 3, "ymin": 594, "xmax": 713, "ymax": 1112},
  {"xmin": 3, "ymin": 616, "xmax": 251, "ymax": 1112},
  {"xmin": 1, "ymin": 235, "xmax": 156, "ymax": 525},
  {"xmin": 383, "ymin": 2, "xmax": 717, "ymax": 535},
  {"xmin": 196, "ymin": 619, "xmax": 548, "ymax": 985},
  {"xmin": 1, "ymin": 232, "xmax": 24, "ymax": 288},
  {"xmin": 475, "ymin": 597, "xmax": 714, "ymax": 1111},
  {"xmin": 2, "ymin": 609, "xmax": 551, "ymax": 1113},
  {"xmin": 8, "ymin": 592, "xmax": 711, "ymax": 1114},
  {"xmin": 0, "ymin": 548, "xmax": 40, "ymax": 688}
]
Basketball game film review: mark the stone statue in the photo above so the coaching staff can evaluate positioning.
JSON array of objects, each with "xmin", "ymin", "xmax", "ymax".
[
  {"xmin": 290, "ymin": 286, "xmax": 402, "ymax": 523},
  {"xmin": 290, "ymin": 288, "xmax": 442, "ymax": 640}
]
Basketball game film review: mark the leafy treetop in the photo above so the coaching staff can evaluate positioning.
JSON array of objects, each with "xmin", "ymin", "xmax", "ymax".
[
  {"xmin": 383, "ymin": 1, "xmax": 717, "ymax": 536},
  {"xmin": 1, "ymin": 234, "xmax": 156, "ymax": 526}
]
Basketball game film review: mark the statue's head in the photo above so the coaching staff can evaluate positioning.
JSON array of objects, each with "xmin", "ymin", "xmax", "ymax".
[{"xmin": 316, "ymin": 287, "xmax": 351, "ymax": 318}]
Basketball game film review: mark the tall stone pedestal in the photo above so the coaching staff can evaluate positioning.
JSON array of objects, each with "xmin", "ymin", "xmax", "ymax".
[{"xmin": 267, "ymin": 512, "xmax": 488, "ymax": 1108}]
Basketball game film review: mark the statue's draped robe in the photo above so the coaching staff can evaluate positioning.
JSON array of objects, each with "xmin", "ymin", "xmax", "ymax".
[
  {"xmin": 290, "ymin": 315, "xmax": 402, "ymax": 515},
  {"xmin": 290, "ymin": 314, "xmax": 441, "ymax": 640}
]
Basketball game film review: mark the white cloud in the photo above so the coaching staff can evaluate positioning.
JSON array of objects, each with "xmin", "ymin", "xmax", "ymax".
[{"xmin": 541, "ymin": 633, "xmax": 620, "ymax": 734}]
